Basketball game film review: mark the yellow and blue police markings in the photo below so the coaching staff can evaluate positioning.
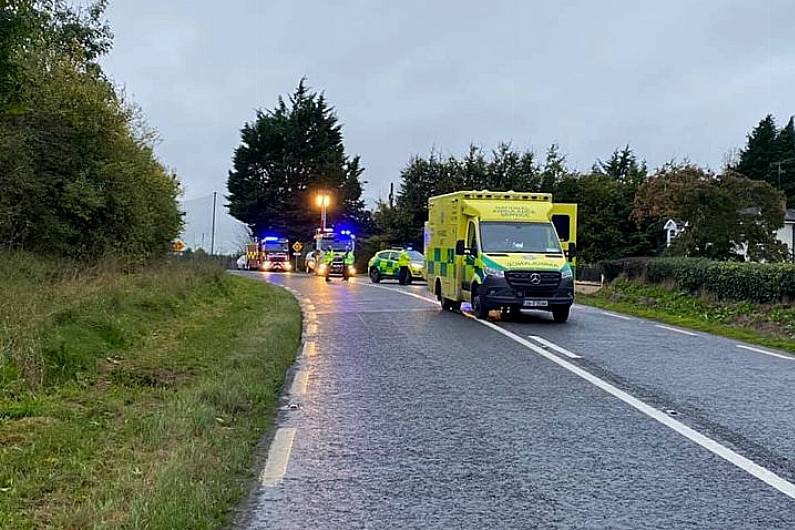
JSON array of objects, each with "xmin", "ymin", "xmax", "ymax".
[{"xmin": 368, "ymin": 249, "xmax": 425, "ymax": 283}]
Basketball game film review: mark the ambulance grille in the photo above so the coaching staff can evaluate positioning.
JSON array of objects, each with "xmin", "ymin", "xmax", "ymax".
[{"xmin": 505, "ymin": 271, "xmax": 561, "ymax": 295}]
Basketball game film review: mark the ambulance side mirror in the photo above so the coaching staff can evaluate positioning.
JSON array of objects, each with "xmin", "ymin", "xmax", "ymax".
[
  {"xmin": 566, "ymin": 243, "xmax": 577, "ymax": 261},
  {"xmin": 455, "ymin": 240, "xmax": 466, "ymax": 255}
]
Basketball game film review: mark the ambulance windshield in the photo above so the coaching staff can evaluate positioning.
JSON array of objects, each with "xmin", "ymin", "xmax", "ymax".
[{"xmin": 480, "ymin": 222, "xmax": 562, "ymax": 254}]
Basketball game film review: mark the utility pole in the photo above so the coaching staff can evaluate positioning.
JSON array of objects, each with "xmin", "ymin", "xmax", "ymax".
[
  {"xmin": 389, "ymin": 183, "xmax": 394, "ymax": 208},
  {"xmin": 210, "ymin": 191, "xmax": 217, "ymax": 255}
]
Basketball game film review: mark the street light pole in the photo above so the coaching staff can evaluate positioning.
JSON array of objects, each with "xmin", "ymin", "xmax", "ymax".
[
  {"xmin": 210, "ymin": 191, "xmax": 217, "ymax": 255},
  {"xmin": 316, "ymin": 193, "xmax": 331, "ymax": 231}
]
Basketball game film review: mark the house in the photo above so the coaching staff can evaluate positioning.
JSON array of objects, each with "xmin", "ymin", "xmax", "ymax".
[
  {"xmin": 776, "ymin": 209, "xmax": 795, "ymax": 257},
  {"xmin": 663, "ymin": 219, "xmax": 686, "ymax": 248},
  {"xmin": 664, "ymin": 209, "xmax": 795, "ymax": 260}
]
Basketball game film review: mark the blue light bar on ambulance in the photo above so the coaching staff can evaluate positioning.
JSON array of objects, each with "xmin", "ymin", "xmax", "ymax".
[{"xmin": 263, "ymin": 236, "xmax": 279, "ymax": 242}]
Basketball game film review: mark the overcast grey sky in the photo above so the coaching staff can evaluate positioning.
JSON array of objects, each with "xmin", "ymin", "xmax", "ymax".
[{"xmin": 101, "ymin": 0, "xmax": 794, "ymax": 206}]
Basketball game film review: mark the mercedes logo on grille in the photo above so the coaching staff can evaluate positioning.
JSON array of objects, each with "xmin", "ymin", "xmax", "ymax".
[{"xmin": 529, "ymin": 273, "xmax": 542, "ymax": 285}]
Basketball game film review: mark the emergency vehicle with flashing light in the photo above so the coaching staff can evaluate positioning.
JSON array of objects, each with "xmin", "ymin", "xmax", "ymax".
[{"xmin": 314, "ymin": 229, "xmax": 357, "ymax": 277}]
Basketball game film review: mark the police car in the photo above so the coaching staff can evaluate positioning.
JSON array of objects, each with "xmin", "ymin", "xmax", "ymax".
[{"xmin": 368, "ymin": 249, "xmax": 425, "ymax": 285}]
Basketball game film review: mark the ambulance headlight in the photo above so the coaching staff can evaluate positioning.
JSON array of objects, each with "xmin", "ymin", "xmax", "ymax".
[
  {"xmin": 484, "ymin": 266, "xmax": 504, "ymax": 278},
  {"xmin": 348, "ymin": 266, "xmax": 356, "ymax": 274},
  {"xmin": 261, "ymin": 261, "xmax": 272, "ymax": 270},
  {"xmin": 285, "ymin": 262, "xmax": 292, "ymax": 271},
  {"xmin": 561, "ymin": 266, "xmax": 573, "ymax": 279},
  {"xmin": 319, "ymin": 264, "xmax": 327, "ymax": 273}
]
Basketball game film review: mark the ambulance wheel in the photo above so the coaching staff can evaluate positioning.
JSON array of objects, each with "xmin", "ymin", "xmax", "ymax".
[
  {"xmin": 442, "ymin": 298, "xmax": 461, "ymax": 312},
  {"xmin": 552, "ymin": 306, "xmax": 570, "ymax": 323},
  {"xmin": 472, "ymin": 286, "xmax": 490, "ymax": 320},
  {"xmin": 369, "ymin": 267, "xmax": 381, "ymax": 283}
]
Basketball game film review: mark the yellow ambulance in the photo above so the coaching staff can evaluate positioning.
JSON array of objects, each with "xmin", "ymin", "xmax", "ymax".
[{"xmin": 424, "ymin": 190, "xmax": 577, "ymax": 322}]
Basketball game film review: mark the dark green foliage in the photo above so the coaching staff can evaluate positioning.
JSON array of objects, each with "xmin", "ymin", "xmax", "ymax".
[
  {"xmin": 597, "ymin": 257, "xmax": 654, "ymax": 282},
  {"xmin": 226, "ymin": 80, "xmax": 368, "ymax": 243},
  {"xmin": 600, "ymin": 257, "xmax": 795, "ymax": 303},
  {"xmin": 735, "ymin": 114, "xmax": 795, "ymax": 205},
  {"xmin": 634, "ymin": 163, "xmax": 786, "ymax": 261},
  {"xmin": 0, "ymin": 1, "xmax": 182, "ymax": 261},
  {"xmin": 376, "ymin": 144, "xmax": 558, "ymax": 247},
  {"xmin": 380, "ymin": 143, "xmax": 659, "ymax": 259}
]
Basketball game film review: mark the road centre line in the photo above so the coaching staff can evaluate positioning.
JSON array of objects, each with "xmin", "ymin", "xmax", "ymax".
[
  {"xmin": 600, "ymin": 311, "xmax": 633, "ymax": 320},
  {"xmin": 737, "ymin": 344, "xmax": 793, "ymax": 361},
  {"xmin": 655, "ymin": 324, "xmax": 699, "ymax": 337},
  {"xmin": 260, "ymin": 427, "xmax": 297, "ymax": 487},
  {"xmin": 365, "ymin": 282, "xmax": 795, "ymax": 501},
  {"xmin": 528, "ymin": 335, "xmax": 582, "ymax": 359}
]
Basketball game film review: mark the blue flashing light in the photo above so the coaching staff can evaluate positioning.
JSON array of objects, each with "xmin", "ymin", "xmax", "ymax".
[
  {"xmin": 263, "ymin": 236, "xmax": 279, "ymax": 242},
  {"xmin": 406, "ymin": 247, "xmax": 413, "ymax": 251}
]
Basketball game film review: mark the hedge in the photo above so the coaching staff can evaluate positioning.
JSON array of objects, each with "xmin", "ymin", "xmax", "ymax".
[{"xmin": 597, "ymin": 257, "xmax": 795, "ymax": 303}]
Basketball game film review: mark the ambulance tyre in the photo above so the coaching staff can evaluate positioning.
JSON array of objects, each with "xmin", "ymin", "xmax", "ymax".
[
  {"xmin": 442, "ymin": 298, "xmax": 461, "ymax": 312},
  {"xmin": 552, "ymin": 306, "xmax": 570, "ymax": 323},
  {"xmin": 369, "ymin": 267, "xmax": 381, "ymax": 283},
  {"xmin": 471, "ymin": 285, "xmax": 490, "ymax": 320}
]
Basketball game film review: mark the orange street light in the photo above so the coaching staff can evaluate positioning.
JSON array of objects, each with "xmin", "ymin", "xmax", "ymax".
[{"xmin": 315, "ymin": 193, "xmax": 332, "ymax": 231}]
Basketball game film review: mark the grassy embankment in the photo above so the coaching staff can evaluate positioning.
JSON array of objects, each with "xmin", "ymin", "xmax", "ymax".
[
  {"xmin": 578, "ymin": 279, "xmax": 795, "ymax": 353},
  {"xmin": 0, "ymin": 253, "xmax": 301, "ymax": 529}
]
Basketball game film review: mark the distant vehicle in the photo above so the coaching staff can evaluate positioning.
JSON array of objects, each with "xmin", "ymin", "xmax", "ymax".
[
  {"xmin": 260, "ymin": 237, "xmax": 292, "ymax": 272},
  {"xmin": 368, "ymin": 249, "xmax": 425, "ymax": 284},
  {"xmin": 314, "ymin": 229, "xmax": 356, "ymax": 277},
  {"xmin": 236, "ymin": 255, "xmax": 247, "ymax": 270},
  {"xmin": 245, "ymin": 237, "xmax": 293, "ymax": 272},
  {"xmin": 425, "ymin": 190, "xmax": 577, "ymax": 322}
]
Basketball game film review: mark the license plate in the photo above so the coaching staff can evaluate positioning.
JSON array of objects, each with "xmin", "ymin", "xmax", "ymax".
[{"xmin": 523, "ymin": 300, "xmax": 549, "ymax": 307}]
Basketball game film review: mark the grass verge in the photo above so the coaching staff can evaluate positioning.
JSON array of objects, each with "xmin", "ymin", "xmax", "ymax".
[
  {"xmin": 0, "ymin": 253, "xmax": 301, "ymax": 529},
  {"xmin": 578, "ymin": 279, "xmax": 795, "ymax": 354}
]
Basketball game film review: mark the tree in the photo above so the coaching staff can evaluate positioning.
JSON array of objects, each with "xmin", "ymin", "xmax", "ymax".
[
  {"xmin": 0, "ymin": 0, "xmax": 181, "ymax": 260},
  {"xmin": 593, "ymin": 145, "xmax": 648, "ymax": 185},
  {"xmin": 735, "ymin": 113, "xmax": 795, "ymax": 206},
  {"xmin": 633, "ymin": 163, "xmax": 786, "ymax": 261},
  {"xmin": 226, "ymin": 80, "xmax": 368, "ymax": 244},
  {"xmin": 540, "ymin": 144, "xmax": 569, "ymax": 192},
  {"xmin": 773, "ymin": 116, "xmax": 795, "ymax": 204}
]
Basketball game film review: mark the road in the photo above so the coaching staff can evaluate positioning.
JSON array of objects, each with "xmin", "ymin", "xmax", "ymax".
[{"xmin": 237, "ymin": 271, "xmax": 795, "ymax": 529}]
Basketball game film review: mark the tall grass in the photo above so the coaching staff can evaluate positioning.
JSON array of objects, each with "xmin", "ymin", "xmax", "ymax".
[
  {"xmin": 0, "ymin": 252, "xmax": 224, "ymax": 389},
  {"xmin": 0, "ymin": 252, "xmax": 302, "ymax": 528}
]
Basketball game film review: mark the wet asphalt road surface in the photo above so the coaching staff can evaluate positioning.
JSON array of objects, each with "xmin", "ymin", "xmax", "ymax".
[{"xmin": 239, "ymin": 272, "xmax": 795, "ymax": 529}]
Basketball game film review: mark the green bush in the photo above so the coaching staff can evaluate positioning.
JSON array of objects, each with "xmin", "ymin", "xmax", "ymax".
[
  {"xmin": 597, "ymin": 257, "xmax": 653, "ymax": 282},
  {"xmin": 599, "ymin": 256, "xmax": 795, "ymax": 303}
]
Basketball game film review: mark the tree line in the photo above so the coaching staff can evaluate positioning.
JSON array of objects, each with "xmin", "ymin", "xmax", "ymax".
[
  {"xmin": 0, "ymin": 1, "xmax": 182, "ymax": 261},
  {"xmin": 227, "ymin": 83, "xmax": 794, "ymax": 264},
  {"xmin": 374, "ymin": 116, "xmax": 795, "ymax": 263}
]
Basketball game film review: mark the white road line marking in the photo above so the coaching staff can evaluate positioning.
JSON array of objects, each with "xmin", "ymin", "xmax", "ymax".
[
  {"xmin": 528, "ymin": 335, "xmax": 582, "ymax": 359},
  {"xmin": 737, "ymin": 344, "xmax": 793, "ymax": 361},
  {"xmin": 655, "ymin": 324, "xmax": 699, "ymax": 337},
  {"xmin": 364, "ymin": 283, "xmax": 439, "ymax": 304},
  {"xmin": 260, "ymin": 427, "xmax": 297, "ymax": 487},
  {"xmin": 600, "ymin": 311, "xmax": 633, "ymax": 320},
  {"xmin": 373, "ymin": 283, "xmax": 795, "ymax": 501},
  {"xmin": 289, "ymin": 369, "xmax": 309, "ymax": 396}
]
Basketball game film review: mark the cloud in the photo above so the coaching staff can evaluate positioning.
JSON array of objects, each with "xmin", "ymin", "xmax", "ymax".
[{"xmin": 101, "ymin": 0, "xmax": 795, "ymax": 207}]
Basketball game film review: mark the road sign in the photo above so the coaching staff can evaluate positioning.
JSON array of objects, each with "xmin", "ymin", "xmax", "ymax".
[
  {"xmin": 172, "ymin": 239, "xmax": 186, "ymax": 253},
  {"xmin": 292, "ymin": 242, "xmax": 304, "ymax": 253}
]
